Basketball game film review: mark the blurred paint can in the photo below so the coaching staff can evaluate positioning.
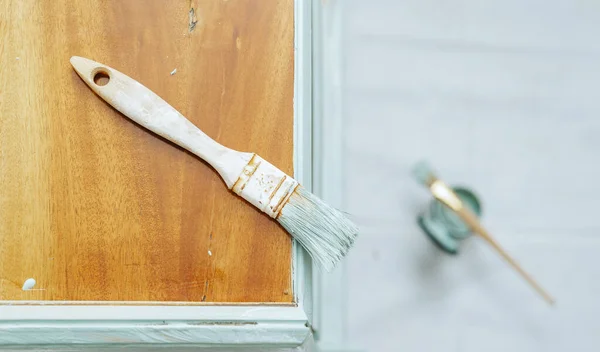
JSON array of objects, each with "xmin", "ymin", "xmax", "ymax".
[{"xmin": 417, "ymin": 187, "xmax": 482, "ymax": 254}]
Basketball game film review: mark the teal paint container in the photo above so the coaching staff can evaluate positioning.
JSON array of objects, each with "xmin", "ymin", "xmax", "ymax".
[{"xmin": 417, "ymin": 187, "xmax": 482, "ymax": 254}]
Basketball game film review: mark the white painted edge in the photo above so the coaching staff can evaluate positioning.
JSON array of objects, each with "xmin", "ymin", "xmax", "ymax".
[
  {"xmin": 293, "ymin": 0, "xmax": 315, "ymax": 326},
  {"xmin": 0, "ymin": 322, "xmax": 308, "ymax": 346},
  {"xmin": 310, "ymin": 0, "xmax": 350, "ymax": 350},
  {"xmin": 0, "ymin": 0, "xmax": 314, "ymax": 348}
]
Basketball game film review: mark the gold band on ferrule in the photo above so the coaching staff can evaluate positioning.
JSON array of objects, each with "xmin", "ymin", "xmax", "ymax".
[{"xmin": 232, "ymin": 154, "xmax": 261, "ymax": 194}]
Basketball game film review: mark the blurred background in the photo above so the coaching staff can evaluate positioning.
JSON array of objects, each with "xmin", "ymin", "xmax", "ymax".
[{"xmin": 316, "ymin": 0, "xmax": 600, "ymax": 351}]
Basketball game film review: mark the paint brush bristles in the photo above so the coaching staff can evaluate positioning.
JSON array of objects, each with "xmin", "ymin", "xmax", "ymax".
[
  {"xmin": 412, "ymin": 160, "xmax": 437, "ymax": 187},
  {"xmin": 278, "ymin": 186, "xmax": 358, "ymax": 271}
]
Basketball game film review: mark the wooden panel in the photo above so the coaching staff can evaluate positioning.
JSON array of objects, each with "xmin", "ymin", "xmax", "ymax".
[{"xmin": 0, "ymin": 0, "xmax": 294, "ymax": 302}]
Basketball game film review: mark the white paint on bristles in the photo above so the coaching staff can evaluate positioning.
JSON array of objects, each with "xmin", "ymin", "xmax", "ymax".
[
  {"xmin": 15, "ymin": 57, "xmax": 20, "ymax": 60},
  {"xmin": 170, "ymin": 68, "xmax": 177, "ymax": 75},
  {"xmin": 278, "ymin": 186, "xmax": 358, "ymax": 272},
  {"xmin": 22, "ymin": 278, "xmax": 36, "ymax": 291}
]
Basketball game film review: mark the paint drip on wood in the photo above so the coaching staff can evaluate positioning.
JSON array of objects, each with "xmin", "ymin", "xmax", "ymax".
[{"xmin": 22, "ymin": 278, "xmax": 36, "ymax": 291}]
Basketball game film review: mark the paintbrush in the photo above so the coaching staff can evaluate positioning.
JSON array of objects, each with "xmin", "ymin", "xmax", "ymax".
[
  {"xmin": 413, "ymin": 161, "xmax": 555, "ymax": 305},
  {"xmin": 69, "ymin": 56, "xmax": 358, "ymax": 271}
]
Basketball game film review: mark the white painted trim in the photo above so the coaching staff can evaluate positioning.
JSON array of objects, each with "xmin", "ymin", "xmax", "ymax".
[
  {"xmin": 310, "ymin": 0, "xmax": 350, "ymax": 350},
  {"xmin": 0, "ymin": 0, "xmax": 314, "ymax": 348},
  {"xmin": 293, "ymin": 0, "xmax": 315, "ymax": 326},
  {"xmin": 0, "ymin": 322, "xmax": 308, "ymax": 346}
]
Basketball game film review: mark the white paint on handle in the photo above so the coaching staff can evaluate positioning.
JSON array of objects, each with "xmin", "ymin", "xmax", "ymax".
[
  {"xmin": 208, "ymin": 250, "xmax": 212, "ymax": 256},
  {"xmin": 170, "ymin": 68, "xmax": 177, "ymax": 75},
  {"xmin": 232, "ymin": 155, "xmax": 298, "ymax": 218},
  {"xmin": 22, "ymin": 278, "xmax": 36, "ymax": 291}
]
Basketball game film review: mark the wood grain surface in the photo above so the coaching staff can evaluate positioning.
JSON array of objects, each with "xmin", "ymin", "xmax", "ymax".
[{"xmin": 0, "ymin": 0, "xmax": 294, "ymax": 302}]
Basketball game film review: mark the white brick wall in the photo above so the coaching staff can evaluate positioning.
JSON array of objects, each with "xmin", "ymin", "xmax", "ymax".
[{"xmin": 339, "ymin": 1, "xmax": 600, "ymax": 351}]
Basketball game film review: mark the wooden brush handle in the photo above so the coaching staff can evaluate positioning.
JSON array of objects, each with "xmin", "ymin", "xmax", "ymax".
[
  {"xmin": 70, "ymin": 56, "xmax": 298, "ymax": 218},
  {"xmin": 69, "ymin": 56, "xmax": 253, "ymax": 189},
  {"xmin": 457, "ymin": 208, "xmax": 555, "ymax": 305},
  {"xmin": 426, "ymin": 176, "xmax": 554, "ymax": 304}
]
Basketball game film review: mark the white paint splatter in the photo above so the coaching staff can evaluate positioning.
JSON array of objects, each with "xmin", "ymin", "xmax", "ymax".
[
  {"xmin": 208, "ymin": 250, "xmax": 212, "ymax": 256},
  {"xmin": 170, "ymin": 68, "xmax": 177, "ymax": 75},
  {"xmin": 22, "ymin": 278, "xmax": 36, "ymax": 290},
  {"xmin": 15, "ymin": 57, "xmax": 20, "ymax": 60}
]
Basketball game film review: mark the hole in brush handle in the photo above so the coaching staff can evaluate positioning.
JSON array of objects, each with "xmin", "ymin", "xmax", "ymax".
[{"xmin": 92, "ymin": 68, "xmax": 111, "ymax": 86}]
